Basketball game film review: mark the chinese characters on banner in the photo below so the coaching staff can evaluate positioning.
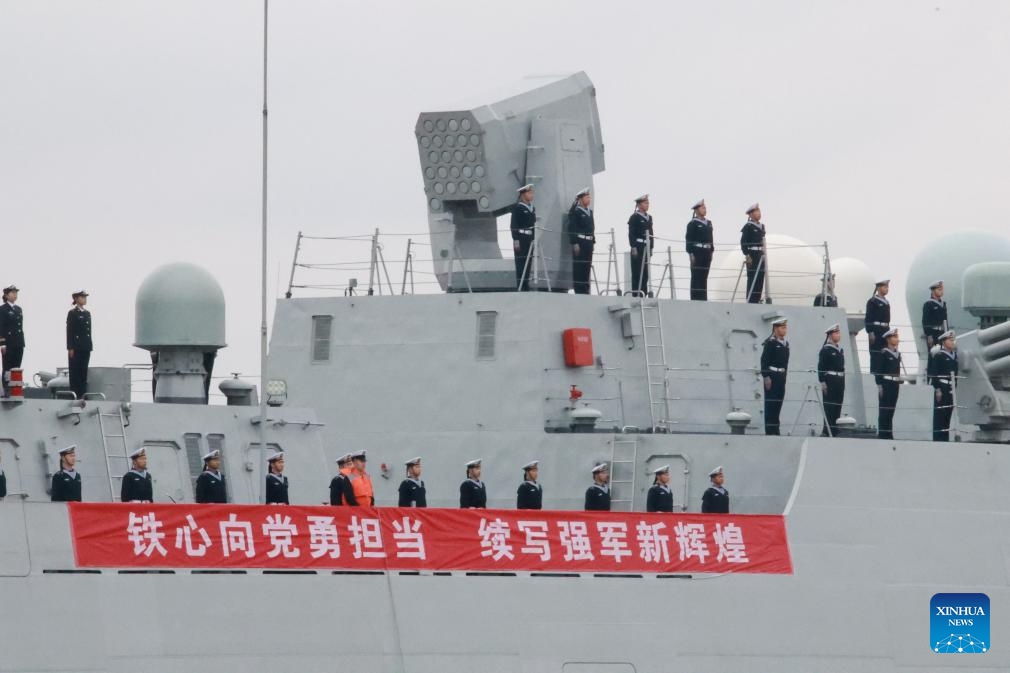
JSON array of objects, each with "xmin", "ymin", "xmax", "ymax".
[{"xmin": 69, "ymin": 504, "xmax": 793, "ymax": 574}]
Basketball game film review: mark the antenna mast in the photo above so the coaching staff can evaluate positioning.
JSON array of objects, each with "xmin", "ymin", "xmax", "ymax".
[{"xmin": 258, "ymin": 0, "xmax": 270, "ymax": 501}]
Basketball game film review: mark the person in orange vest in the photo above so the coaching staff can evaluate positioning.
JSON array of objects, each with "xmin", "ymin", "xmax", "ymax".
[{"xmin": 342, "ymin": 450, "xmax": 374, "ymax": 506}]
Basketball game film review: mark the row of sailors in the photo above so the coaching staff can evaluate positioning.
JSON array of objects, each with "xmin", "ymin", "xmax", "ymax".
[{"xmin": 43, "ymin": 445, "xmax": 732, "ymax": 514}]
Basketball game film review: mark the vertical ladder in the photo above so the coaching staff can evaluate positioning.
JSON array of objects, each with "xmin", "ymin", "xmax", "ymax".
[
  {"xmin": 98, "ymin": 406, "xmax": 130, "ymax": 501},
  {"xmin": 640, "ymin": 298, "xmax": 672, "ymax": 432},
  {"xmin": 609, "ymin": 436, "xmax": 638, "ymax": 511}
]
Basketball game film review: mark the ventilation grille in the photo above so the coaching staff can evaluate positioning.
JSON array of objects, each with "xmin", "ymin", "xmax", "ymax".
[
  {"xmin": 476, "ymin": 311, "xmax": 497, "ymax": 359},
  {"xmin": 312, "ymin": 315, "xmax": 333, "ymax": 362}
]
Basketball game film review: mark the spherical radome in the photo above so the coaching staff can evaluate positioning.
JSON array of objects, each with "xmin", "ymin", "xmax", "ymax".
[
  {"xmin": 710, "ymin": 234, "xmax": 825, "ymax": 306},
  {"xmin": 831, "ymin": 257, "xmax": 875, "ymax": 314},
  {"xmin": 135, "ymin": 262, "xmax": 226, "ymax": 348}
]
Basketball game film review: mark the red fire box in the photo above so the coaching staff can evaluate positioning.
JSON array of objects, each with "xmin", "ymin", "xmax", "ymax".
[{"xmin": 562, "ymin": 328, "xmax": 594, "ymax": 367}]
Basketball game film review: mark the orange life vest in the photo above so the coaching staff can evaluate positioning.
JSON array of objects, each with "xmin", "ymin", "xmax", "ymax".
[{"xmin": 349, "ymin": 468, "xmax": 374, "ymax": 506}]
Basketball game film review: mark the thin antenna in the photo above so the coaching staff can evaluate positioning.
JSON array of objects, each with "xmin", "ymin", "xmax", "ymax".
[{"xmin": 258, "ymin": 0, "xmax": 269, "ymax": 504}]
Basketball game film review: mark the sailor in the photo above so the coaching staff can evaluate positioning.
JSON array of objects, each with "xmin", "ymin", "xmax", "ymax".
[
  {"xmin": 646, "ymin": 465, "xmax": 674, "ymax": 513},
  {"xmin": 685, "ymin": 199, "xmax": 714, "ymax": 300},
  {"xmin": 930, "ymin": 330, "xmax": 958, "ymax": 442},
  {"xmin": 921, "ymin": 281, "xmax": 947, "ymax": 350},
  {"xmin": 194, "ymin": 449, "xmax": 227, "ymax": 503},
  {"xmin": 813, "ymin": 273, "xmax": 838, "ymax": 307},
  {"xmin": 120, "ymin": 447, "xmax": 154, "ymax": 503},
  {"xmin": 343, "ymin": 450, "xmax": 374, "ymax": 506},
  {"xmin": 740, "ymin": 204, "xmax": 766, "ymax": 303},
  {"xmin": 0, "ymin": 449, "xmax": 5, "ymax": 500},
  {"xmin": 511, "ymin": 184, "xmax": 537, "ymax": 291},
  {"xmin": 459, "ymin": 459, "xmax": 487, "ymax": 508},
  {"xmin": 701, "ymin": 465, "xmax": 729, "ymax": 513},
  {"xmin": 51, "ymin": 445, "xmax": 82, "ymax": 502},
  {"xmin": 817, "ymin": 323, "xmax": 846, "ymax": 437},
  {"xmin": 265, "ymin": 450, "xmax": 289, "ymax": 505},
  {"xmin": 877, "ymin": 328, "xmax": 903, "ymax": 440},
  {"xmin": 568, "ymin": 188, "xmax": 596, "ymax": 295},
  {"xmin": 0, "ymin": 285, "xmax": 25, "ymax": 397},
  {"xmin": 329, "ymin": 453, "xmax": 352, "ymax": 506},
  {"xmin": 760, "ymin": 318, "xmax": 790, "ymax": 436},
  {"xmin": 516, "ymin": 460, "xmax": 543, "ymax": 510},
  {"xmin": 628, "ymin": 194, "xmax": 655, "ymax": 297},
  {"xmin": 864, "ymin": 279, "xmax": 891, "ymax": 379},
  {"xmin": 584, "ymin": 463, "xmax": 611, "ymax": 511},
  {"xmin": 398, "ymin": 456, "xmax": 427, "ymax": 507},
  {"xmin": 66, "ymin": 290, "xmax": 93, "ymax": 400}
]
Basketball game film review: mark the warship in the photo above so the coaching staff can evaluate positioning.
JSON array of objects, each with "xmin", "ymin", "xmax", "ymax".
[{"xmin": 2, "ymin": 66, "xmax": 1008, "ymax": 673}]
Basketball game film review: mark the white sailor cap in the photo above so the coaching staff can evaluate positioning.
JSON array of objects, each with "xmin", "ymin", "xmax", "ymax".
[
  {"xmin": 825, "ymin": 323, "xmax": 841, "ymax": 335},
  {"xmin": 634, "ymin": 193, "xmax": 649, "ymax": 203},
  {"xmin": 522, "ymin": 460, "xmax": 539, "ymax": 471},
  {"xmin": 882, "ymin": 328, "xmax": 899, "ymax": 339},
  {"xmin": 465, "ymin": 458, "xmax": 482, "ymax": 469},
  {"xmin": 517, "ymin": 184, "xmax": 534, "ymax": 194},
  {"xmin": 350, "ymin": 450, "xmax": 367, "ymax": 461},
  {"xmin": 575, "ymin": 187, "xmax": 591, "ymax": 199},
  {"xmin": 653, "ymin": 465, "xmax": 670, "ymax": 475},
  {"xmin": 128, "ymin": 447, "xmax": 146, "ymax": 460},
  {"xmin": 929, "ymin": 280, "xmax": 943, "ymax": 290},
  {"xmin": 875, "ymin": 278, "xmax": 890, "ymax": 286},
  {"xmin": 691, "ymin": 198, "xmax": 705, "ymax": 210},
  {"xmin": 746, "ymin": 203, "xmax": 760, "ymax": 214},
  {"xmin": 771, "ymin": 318, "xmax": 788, "ymax": 327},
  {"xmin": 266, "ymin": 450, "xmax": 285, "ymax": 463},
  {"xmin": 405, "ymin": 456, "xmax": 422, "ymax": 467},
  {"xmin": 708, "ymin": 465, "xmax": 723, "ymax": 477},
  {"xmin": 59, "ymin": 445, "xmax": 77, "ymax": 455},
  {"xmin": 939, "ymin": 330, "xmax": 956, "ymax": 341},
  {"xmin": 202, "ymin": 449, "xmax": 221, "ymax": 462},
  {"xmin": 2, "ymin": 284, "xmax": 18, "ymax": 294},
  {"xmin": 336, "ymin": 453, "xmax": 352, "ymax": 464},
  {"xmin": 591, "ymin": 462, "xmax": 609, "ymax": 474}
]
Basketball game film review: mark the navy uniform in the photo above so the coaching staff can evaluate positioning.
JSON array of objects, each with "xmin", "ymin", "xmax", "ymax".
[
  {"xmin": 195, "ymin": 449, "xmax": 227, "ymax": 503},
  {"xmin": 459, "ymin": 458, "xmax": 487, "ymax": 508},
  {"xmin": 685, "ymin": 200, "xmax": 714, "ymax": 301},
  {"xmin": 0, "ymin": 464, "xmax": 6, "ymax": 499},
  {"xmin": 760, "ymin": 318, "xmax": 790, "ymax": 435},
  {"xmin": 864, "ymin": 280, "xmax": 891, "ymax": 379},
  {"xmin": 930, "ymin": 331, "xmax": 958, "ymax": 442},
  {"xmin": 51, "ymin": 445, "xmax": 82, "ymax": 502},
  {"xmin": 329, "ymin": 453, "xmax": 351, "ymax": 505},
  {"xmin": 740, "ymin": 204, "xmax": 766, "ymax": 303},
  {"xmin": 0, "ymin": 285, "xmax": 25, "ymax": 396},
  {"xmin": 701, "ymin": 466, "xmax": 729, "ymax": 514},
  {"xmin": 627, "ymin": 194, "xmax": 654, "ymax": 297},
  {"xmin": 120, "ymin": 447, "xmax": 154, "ymax": 502},
  {"xmin": 645, "ymin": 465, "xmax": 674, "ymax": 513},
  {"xmin": 398, "ymin": 457, "xmax": 427, "ymax": 507},
  {"xmin": 813, "ymin": 276, "xmax": 838, "ymax": 307},
  {"xmin": 510, "ymin": 185, "xmax": 537, "ymax": 291},
  {"xmin": 877, "ymin": 329, "xmax": 902, "ymax": 440},
  {"xmin": 817, "ymin": 324, "xmax": 846, "ymax": 437},
  {"xmin": 568, "ymin": 188, "xmax": 595, "ymax": 295},
  {"xmin": 584, "ymin": 463, "xmax": 611, "ymax": 511},
  {"xmin": 921, "ymin": 281, "xmax": 947, "ymax": 349},
  {"xmin": 66, "ymin": 290, "xmax": 93, "ymax": 400},
  {"xmin": 265, "ymin": 450, "xmax": 289, "ymax": 505},
  {"xmin": 516, "ymin": 460, "xmax": 542, "ymax": 510}
]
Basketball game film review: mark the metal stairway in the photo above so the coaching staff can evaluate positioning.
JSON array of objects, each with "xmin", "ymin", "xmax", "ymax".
[
  {"xmin": 609, "ymin": 436, "xmax": 639, "ymax": 511},
  {"xmin": 98, "ymin": 406, "xmax": 130, "ymax": 501},
  {"xmin": 640, "ymin": 298, "xmax": 672, "ymax": 432}
]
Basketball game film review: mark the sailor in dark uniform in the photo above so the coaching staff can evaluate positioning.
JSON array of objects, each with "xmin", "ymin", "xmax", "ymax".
[
  {"xmin": 0, "ymin": 285, "xmax": 25, "ymax": 397},
  {"xmin": 516, "ymin": 460, "xmax": 543, "ymax": 510},
  {"xmin": 864, "ymin": 279, "xmax": 891, "ymax": 379},
  {"xmin": 51, "ymin": 445, "xmax": 82, "ymax": 502},
  {"xmin": 459, "ymin": 458, "xmax": 487, "ymax": 508},
  {"xmin": 568, "ymin": 188, "xmax": 596, "ymax": 295},
  {"xmin": 921, "ymin": 281, "xmax": 947, "ymax": 350},
  {"xmin": 817, "ymin": 323, "xmax": 846, "ymax": 437},
  {"xmin": 398, "ymin": 456, "xmax": 427, "ymax": 507},
  {"xmin": 877, "ymin": 328, "xmax": 903, "ymax": 440},
  {"xmin": 265, "ymin": 450, "xmax": 289, "ymax": 505},
  {"xmin": 930, "ymin": 330, "xmax": 958, "ymax": 442},
  {"xmin": 329, "ymin": 453, "xmax": 351, "ymax": 505},
  {"xmin": 120, "ymin": 447, "xmax": 154, "ymax": 503},
  {"xmin": 584, "ymin": 463, "xmax": 611, "ymax": 511},
  {"xmin": 760, "ymin": 318, "xmax": 790, "ymax": 435},
  {"xmin": 628, "ymin": 194, "xmax": 655, "ymax": 297},
  {"xmin": 0, "ymin": 450, "xmax": 6, "ymax": 500},
  {"xmin": 813, "ymin": 273, "xmax": 838, "ymax": 307},
  {"xmin": 195, "ymin": 449, "xmax": 227, "ymax": 503},
  {"xmin": 701, "ymin": 465, "xmax": 729, "ymax": 514},
  {"xmin": 685, "ymin": 199, "xmax": 714, "ymax": 301},
  {"xmin": 511, "ymin": 184, "xmax": 537, "ymax": 291},
  {"xmin": 66, "ymin": 290, "xmax": 93, "ymax": 400},
  {"xmin": 740, "ymin": 203, "xmax": 766, "ymax": 303},
  {"xmin": 646, "ymin": 465, "xmax": 674, "ymax": 513}
]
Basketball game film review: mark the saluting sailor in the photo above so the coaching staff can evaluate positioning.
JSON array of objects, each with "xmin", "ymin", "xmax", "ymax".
[
  {"xmin": 930, "ymin": 330, "xmax": 958, "ymax": 442},
  {"xmin": 511, "ymin": 184, "xmax": 537, "ymax": 291},
  {"xmin": 51, "ymin": 445, "xmax": 82, "ymax": 502},
  {"xmin": 459, "ymin": 458, "xmax": 487, "ymax": 509},
  {"xmin": 921, "ymin": 281, "xmax": 947, "ymax": 350},
  {"xmin": 740, "ymin": 204, "xmax": 766, "ymax": 303},
  {"xmin": 66, "ymin": 289, "xmax": 93, "ymax": 400},
  {"xmin": 121, "ymin": 447, "xmax": 154, "ymax": 503},
  {"xmin": 195, "ymin": 449, "xmax": 227, "ymax": 503},
  {"xmin": 0, "ymin": 284, "xmax": 25, "ymax": 397},
  {"xmin": 685, "ymin": 200, "xmax": 714, "ymax": 301},
  {"xmin": 817, "ymin": 323, "xmax": 846, "ymax": 437},
  {"xmin": 761, "ymin": 318, "xmax": 790, "ymax": 435},
  {"xmin": 646, "ymin": 465, "xmax": 674, "ymax": 513},
  {"xmin": 628, "ymin": 194, "xmax": 655, "ymax": 297},
  {"xmin": 584, "ymin": 463, "xmax": 611, "ymax": 511},
  {"xmin": 265, "ymin": 450, "xmax": 289, "ymax": 505},
  {"xmin": 877, "ymin": 328, "xmax": 903, "ymax": 440},
  {"xmin": 864, "ymin": 279, "xmax": 891, "ymax": 378},
  {"xmin": 568, "ymin": 188, "xmax": 596, "ymax": 295},
  {"xmin": 516, "ymin": 460, "xmax": 543, "ymax": 510},
  {"xmin": 813, "ymin": 273, "xmax": 838, "ymax": 307},
  {"xmin": 398, "ymin": 457, "xmax": 427, "ymax": 507},
  {"xmin": 701, "ymin": 466, "xmax": 729, "ymax": 514}
]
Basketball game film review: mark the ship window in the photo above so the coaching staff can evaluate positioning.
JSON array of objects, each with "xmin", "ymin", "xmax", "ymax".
[
  {"xmin": 476, "ymin": 311, "xmax": 497, "ymax": 359},
  {"xmin": 311, "ymin": 315, "xmax": 333, "ymax": 362},
  {"xmin": 183, "ymin": 433, "xmax": 203, "ymax": 482}
]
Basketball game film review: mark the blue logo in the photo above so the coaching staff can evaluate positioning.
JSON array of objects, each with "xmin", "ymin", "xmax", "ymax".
[{"xmin": 931, "ymin": 593, "xmax": 989, "ymax": 653}]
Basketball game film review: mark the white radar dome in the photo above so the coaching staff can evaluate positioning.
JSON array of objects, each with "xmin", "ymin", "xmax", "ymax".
[
  {"xmin": 830, "ymin": 257, "xmax": 875, "ymax": 314},
  {"xmin": 135, "ymin": 262, "xmax": 227, "ymax": 349},
  {"xmin": 710, "ymin": 234, "xmax": 825, "ymax": 306}
]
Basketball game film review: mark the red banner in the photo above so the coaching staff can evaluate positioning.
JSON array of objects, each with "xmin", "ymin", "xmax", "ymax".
[{"xmin": 68, "ymin": 504, "xmax": 792, "ymax": 574}]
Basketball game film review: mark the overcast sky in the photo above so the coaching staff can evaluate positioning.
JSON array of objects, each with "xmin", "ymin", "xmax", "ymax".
[{"xmin": 2, "ymin": 0, "xmax": 1009, "ymax": 395}]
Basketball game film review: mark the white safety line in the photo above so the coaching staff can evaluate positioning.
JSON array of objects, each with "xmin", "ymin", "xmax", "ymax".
[{"xmin": 782, "ymin": 440, "xmax": 809, "ymax": 517}]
